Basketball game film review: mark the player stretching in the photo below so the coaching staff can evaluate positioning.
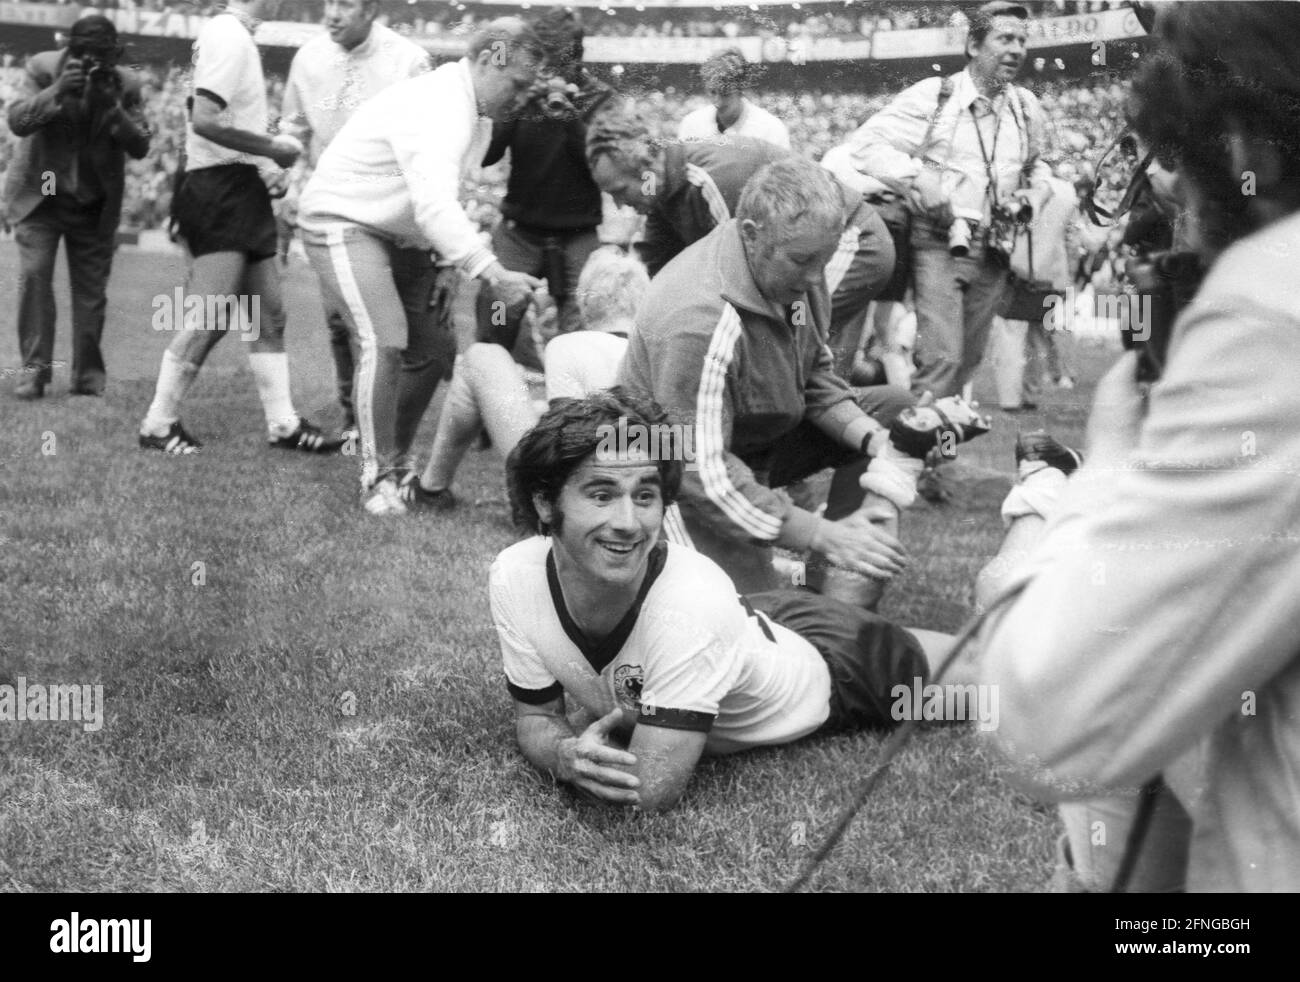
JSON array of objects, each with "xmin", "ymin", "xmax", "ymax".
[{"xmin": 138, "ymin": 0, "xmax": 341, "ymax": 454}]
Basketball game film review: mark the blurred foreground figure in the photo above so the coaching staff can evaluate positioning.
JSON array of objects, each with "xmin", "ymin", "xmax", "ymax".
[{"xmin": 975, "ymin": 1, "xmax": 1300, "ymax": 892}]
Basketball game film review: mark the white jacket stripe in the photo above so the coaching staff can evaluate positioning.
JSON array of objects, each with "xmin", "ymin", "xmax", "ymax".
[
  {"xmin": 686, "ymin": 163, "xmax": 732, "ymax": 228},
  {"xmin": 824, "ymin": 225, "xmax": 859, "ymax": 295},
  {"xmin": 694, "ymin": 304, "xmax": 783, "ymax": 540}
]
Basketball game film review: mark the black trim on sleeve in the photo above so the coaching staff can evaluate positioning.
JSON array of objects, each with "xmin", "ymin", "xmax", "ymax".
[
  {"xmin": 546, "ymin": 541, "xmax": 668, "ymax": 675},
  {"xmin": 507, "ymin": 680, "xmax": 563, "ymax": 706},
  {"xmin": 636, "ymin": 707, "xmax": 716, "ymax": 732},
  {"xmin": 194, "ymin": 87, "xmax": 227, "ymax": 111}
]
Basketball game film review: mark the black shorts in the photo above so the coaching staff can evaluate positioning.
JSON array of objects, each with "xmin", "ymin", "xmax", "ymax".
[
  {"xmin": 747, "ymin": 590, "xmax": 929, "ymax": 733},
  {"xmin": 173, "ymin": 163, "xmax": 277, "ymax": 261}
]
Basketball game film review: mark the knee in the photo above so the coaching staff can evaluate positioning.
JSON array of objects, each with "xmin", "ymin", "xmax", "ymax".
[
  {"xmin": 461, "ymin": 341, "xmax": 517, "ymax": 385},
  {"xmin": 18, "ymin": 254, "xmax": 57, "ymax": 283},
  {"xmin": 860, "ymin": 383, "xmax": 915, "ymax": 427}
]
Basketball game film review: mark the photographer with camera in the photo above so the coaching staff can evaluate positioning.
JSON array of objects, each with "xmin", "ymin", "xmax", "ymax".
[
  {"xmin": 974, "ymin": 2, "xmax": 1300, "ymax": 891},
  {"xmin": 989, "ymin": 171, "xmax": 1080, "ymax": 412},
  {"xmin": 843, "ymin": 1, "xmax": 1051, "ymax": 499},
  {"xmin": 4, "ymin": 15, "xmax": 150, "ymax": 399},
  {"xmin": 472, "ymin": 8, "xmax": 615, "ymax": 364}
]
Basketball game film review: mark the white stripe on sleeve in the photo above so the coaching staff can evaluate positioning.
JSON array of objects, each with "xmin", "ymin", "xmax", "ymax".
[
  {"xmin": 685, "ymin": 163, "xmax": 732, "ymax": 228},
  {"xmin": 694, "ymin": 305, "xmax": 784, "ymax": 541},
  {"xmin": 823, "ymin": 225, "xmax": 859, "ymax": 295}
]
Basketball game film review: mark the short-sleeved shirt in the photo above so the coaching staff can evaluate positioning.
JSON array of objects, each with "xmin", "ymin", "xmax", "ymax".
[
  {"xmin": 186, "ymin": 12, "xmax": 267, "ymax": 171},
  {"xmin": 677, "ymin": 98, "xmax": 791, "ymax": 150},
  {"xmin": 542, "ymin": 331, "xmax": 628, "ymax": 401},
  {"xmin": 491, "ymin": 537, "xmax": 831, "ymax": 754}
]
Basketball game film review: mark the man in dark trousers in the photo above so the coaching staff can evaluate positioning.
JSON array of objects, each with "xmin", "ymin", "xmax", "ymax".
[
  {"xmin": 4, "ymin": 15, "xmax": 150, "ymax": 399},
  {"xmin": 475, "ymin": 7, "xmax": 614, "ymax": 364}
]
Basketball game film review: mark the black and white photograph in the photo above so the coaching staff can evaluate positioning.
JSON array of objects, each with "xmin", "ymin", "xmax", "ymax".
[{"xmin": 0, "ymin": 0, "xmax": 1293, "ymax": 923}]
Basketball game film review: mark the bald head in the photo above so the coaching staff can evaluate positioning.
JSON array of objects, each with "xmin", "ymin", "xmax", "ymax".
[
  {"xmin": 466, "ymin": 16, "xmax": 545, "ymax": 63},
  {"xmin": 466, "ymin": 17, "xmax": 546, "ymax": 122}
]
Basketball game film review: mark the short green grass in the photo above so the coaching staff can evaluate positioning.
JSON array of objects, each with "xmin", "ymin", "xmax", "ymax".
[{"xmin": 0, "ymin": 243, "xmax": 1115, "ymax": 891}]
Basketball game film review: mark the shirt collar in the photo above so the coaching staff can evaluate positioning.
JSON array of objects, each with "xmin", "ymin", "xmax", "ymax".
[
  {"xmin": 715, "ymin": 220, "xmax": 790, "ymax": 322},
  {"xmin": 715, "ymin": 98, "xmax": 750, "ymax": 134},
  {"xmin": 340, "ymin": 24, "xmax": 378, "ymax": 59},
  {"xmin": 955, "ymin": 67, "xmax": 1009, "ymax": 113}
]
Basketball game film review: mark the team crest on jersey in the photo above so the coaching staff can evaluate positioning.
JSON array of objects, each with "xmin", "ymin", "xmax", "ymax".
[{"xmin": 613, "ymin": 664, "xmax": 644, "ymax": 710}]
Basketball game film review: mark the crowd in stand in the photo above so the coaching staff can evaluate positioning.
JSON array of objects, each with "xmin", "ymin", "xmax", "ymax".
[
  {"xmin": 0, "ymin": 55, "xmax": 1128, "ymax": 236},
  {"xmin": 14, "ymin": 1, "xmax": 1129, "ymax": 39}
]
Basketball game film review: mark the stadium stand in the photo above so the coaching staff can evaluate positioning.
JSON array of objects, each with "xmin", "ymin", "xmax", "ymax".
[{"xmin": 0, "ymin": 0, "xmax": 1137, "ymax": 234}]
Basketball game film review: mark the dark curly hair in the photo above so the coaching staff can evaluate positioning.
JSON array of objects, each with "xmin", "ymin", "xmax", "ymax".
[
  {"xmin": 505, "ymin": 387, "xmax": 685, "ymax": 537},
  {"xmin": 699, "ymin": 47, "xmax": 755, "ymax": 96},
  {"xmin": 532, "ymin": 6, "xmax": 584, "ymax": 81},
  {"xmin": 1128, "ymin": 2, "xmax": 1300, "ymax": 253}
]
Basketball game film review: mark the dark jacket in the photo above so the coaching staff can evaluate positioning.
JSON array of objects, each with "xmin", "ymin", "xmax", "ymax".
[
  {"xmin": 639, "ymin": 135, "xmax": 879, "ymax": 279},
  {"xmin": 4, "ymin": 49, "xmax": 151, "ymax": 235},
  {"xmin": 481, "ymin": 71, "xmax": 613, "ymax": 234},
  {"xmin": 639, "ymin": 134, "xmax": 790, "ymax": 277}
]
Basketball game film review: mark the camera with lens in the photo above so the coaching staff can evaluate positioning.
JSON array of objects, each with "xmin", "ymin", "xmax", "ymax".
[
  {"xmin": 947, "ymin": 206, "xmax": 983, "ymax": 257},
  {"xmin": 543, "ymin": 88, "xmax": 574, "ymax": 115},
  {"xmin": 70, "ymin": 45, "xmax": 121, "ymax": 111},
  {"xmin": 1121, "ymin": 250, "xmax": 1203, "ymax": 384},
  {"xmin": 985, "ymin": 200, "xmax": 1033, "ymax": 260},
  {"xmin": 71, "ymin": 44, "xmax": 117, "ymax": 83},
  {"xmin": 527, "ymin": 76, "xmax": 579, "ymax": 120}
]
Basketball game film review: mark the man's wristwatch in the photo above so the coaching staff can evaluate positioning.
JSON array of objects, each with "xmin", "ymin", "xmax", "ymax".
[{"xmin": 859, "ymin": 425, "xmax": 887, "ymax": 458}]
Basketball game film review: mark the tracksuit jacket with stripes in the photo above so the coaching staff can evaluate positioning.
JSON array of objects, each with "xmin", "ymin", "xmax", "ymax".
[{"xmin": 619, "ymin": 219, "xmax": 871, "ymax": 553}]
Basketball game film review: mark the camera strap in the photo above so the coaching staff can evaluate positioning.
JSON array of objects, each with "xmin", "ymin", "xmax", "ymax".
[
  {"xmin": 920, "ymin": 76, "xmax": 956, "ymax": 156},
  {"xmin": 971, "ymin": 99, "xmax": 1005, "ymax": 215},
  {"xmin": 785, "ymin": 571, "xmax": 1169, "ymax": 894},
  {"xmin": 1085, "ymin": 131, "xmax": 1156, "ymax": 227}
]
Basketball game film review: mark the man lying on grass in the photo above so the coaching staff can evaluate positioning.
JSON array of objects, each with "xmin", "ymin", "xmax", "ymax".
[{"xmin": 490, "ymin": 388, "xmax": 958, "ymax": 811}]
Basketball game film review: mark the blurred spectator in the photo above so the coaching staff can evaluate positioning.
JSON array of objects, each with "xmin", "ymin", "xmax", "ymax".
[
  {"xmin": 4, "ymin": 57, "xmax": 1132, "ymax": 241},
  {"xmin": 676, "ymin": 47, "xmax": 790, "ymax": 148}
]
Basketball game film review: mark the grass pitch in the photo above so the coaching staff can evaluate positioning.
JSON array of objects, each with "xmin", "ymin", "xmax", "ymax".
[{"xmin": 0, "ymin": 242, "xmax": 1112, "ymax": 891}]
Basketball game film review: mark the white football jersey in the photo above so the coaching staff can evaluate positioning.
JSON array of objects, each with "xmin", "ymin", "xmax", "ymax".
[
  {"xmin": 185, "ymin": 12, "xmax": 268, "ymax": 171},
  {"xmin": 490, "ymin": 537, "xmax": 831, "ymax": 754}
]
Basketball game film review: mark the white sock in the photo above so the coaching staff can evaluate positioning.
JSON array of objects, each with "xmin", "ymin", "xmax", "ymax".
[
  {"xmin": 1001, "ymin": 464, "xmax": 1068, "ymax": 525},
  {"xmin": 141, "ymin": 350, "xmax": 199, "ymax": 435},
  {"xmin": 859, "ymin": 442, "xmax": 926, "ymax": 509},
  {"xmin": 247, "ymin": 352, "xmax": 298, "ymax": 437}
]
